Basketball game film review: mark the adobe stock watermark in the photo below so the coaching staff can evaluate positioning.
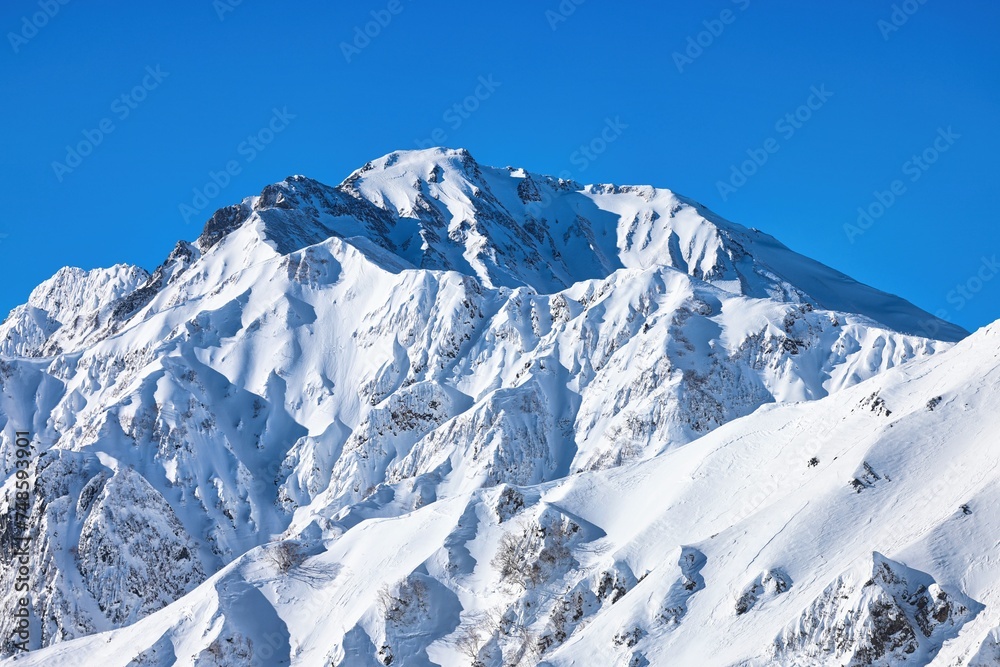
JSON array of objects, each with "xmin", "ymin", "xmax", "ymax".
[
  {"xmin": 568, "ymin": 116, "xmax": 628, "ymax": 173},
  {"xmin": 415, "ymin": 75, "xmax": 501, "ymax": 149},
  {"xmin": 716, "ymin": 84, "xmax": 833, "ymax": 202},
  {"xmin": 179, "ymin": 107, "xmax": 296, "ymax": 224},
  {"xmin": 878, "ymin": 0, "xmax": 929, "ymax": 40},
  {"xmin": 7, "ymin": 0, "xmax": 71, "ymax": 54},
  {"xmin": 844, "ymin": 126, "xmax": 959, "ymax": 244},
  {"xmin": 340, "ymin": 0, "xmax": 408, "ymax": 63},
  {"xmin": 525, "ymin": 117, "xmax": 629, "ymax": 217},
  {"xmin": 213, "ymin": 0, "xmax": 243, "ymax": 21},
  {"xmin": 51, "ymin": 65, "xmax": 170, "ymax": 183},
  {"xmin": 545, "ymin": 0, "xmax": 585, "ymax": 31},
  {"xmin": 673, "ymin": 0, "xmax": 751, "ymax": 73},
  {"xmin": 6, "ymin": 430, "xmax": 35, "ymax": 653},
  {"xmin": 914, "ymin": 254, "xmax": 998, "ymax": 340},
  {"xmin": 945, "ymin": 255, "xmax": 999, "ymax": 313}
]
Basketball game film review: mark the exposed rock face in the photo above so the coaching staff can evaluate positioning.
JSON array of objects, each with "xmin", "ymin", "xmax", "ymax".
[
  {"xmin": 0, "ymin": 451, "xmax": 205, "ymax": 653},
  {"xmin": 767, "ymin": 553, "xmax": 977, "ymax": 666},
  {"xmin": 0, "ymin": 265, "xmax": 149, "ymax": 357}
]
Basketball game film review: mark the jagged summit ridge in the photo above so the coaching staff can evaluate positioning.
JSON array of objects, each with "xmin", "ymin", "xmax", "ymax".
[
  {"xmin": 166, "ymin": 146, "xmax": 962, "ymax": 342},
  {"xmin": 2, "ymin": 147, "xmax": 958, "ymax": 355}
]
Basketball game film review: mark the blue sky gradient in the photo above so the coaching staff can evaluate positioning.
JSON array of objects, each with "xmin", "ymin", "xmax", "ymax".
[{"xmin": 2, "ymin": 1, "xmax": 997, "ymax": 331}]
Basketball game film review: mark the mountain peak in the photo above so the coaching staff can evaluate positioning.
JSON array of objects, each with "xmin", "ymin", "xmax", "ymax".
[
  {"xmin": 114, "ymin": 148, "xmax": 967, "ymax": 343},
  {"xmin": 2, "ymin": 149, "xmax": 989, "ymax": 664}
]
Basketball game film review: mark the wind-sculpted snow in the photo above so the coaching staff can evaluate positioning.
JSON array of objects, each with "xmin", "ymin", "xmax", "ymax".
[
  {"xmin": 13, "ymin": 320, "xmax": 999, "ymax": 667},
  {"xmin": 0, "ymin": 265, "xmax": 149, "ymax": 358},
  {"xmin": 0, "ymin": 148, "xmax": 978, "ymax": 664}
]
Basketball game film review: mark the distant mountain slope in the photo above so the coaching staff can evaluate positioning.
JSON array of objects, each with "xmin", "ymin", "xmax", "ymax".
[{"xmin": 0, "ymin": 264, "xmax": 149, "ymax": 357}]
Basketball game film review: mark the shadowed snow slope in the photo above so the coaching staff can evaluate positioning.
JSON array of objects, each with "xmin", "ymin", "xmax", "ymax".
[
  {"xmin": 11, "ymin": 316, "xmax": 1000, "ymax": 667},
  {"xmin": 0, "ymin": 148, "xmax": 975, "ymax": 665}
]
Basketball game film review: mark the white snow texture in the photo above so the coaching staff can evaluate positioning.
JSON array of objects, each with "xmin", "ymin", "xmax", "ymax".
[{"xmin": 0, "ymin": 148, "xmax": 991, "ymax": 667}]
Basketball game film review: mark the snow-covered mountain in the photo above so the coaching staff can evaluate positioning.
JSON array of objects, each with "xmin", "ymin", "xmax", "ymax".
[
  {"xmin": 0, "ymin": 265, "xmax": 149, "ymax": 358},
  {"xmin": 0, "ymin": 148, "xmax": 977, "ymax": 666},
  {"xmin": 18, "ymin": 317, "xmax": 998, "ymax": 667}
]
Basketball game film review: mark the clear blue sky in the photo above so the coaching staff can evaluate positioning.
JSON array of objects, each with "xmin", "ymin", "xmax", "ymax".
[{"xmin": 2, "ymin": 1, "xmax": 997, "ymax": 332}]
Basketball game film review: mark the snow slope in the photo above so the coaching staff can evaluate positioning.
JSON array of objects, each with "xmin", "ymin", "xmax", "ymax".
[
  {"xmin": 0, "ymin": 265, "xmax": 149, "ymax": 358},
  {"xmin": 11, "ymin": 317, "xmax": 1000, "ymax": 667},
  {"xmin": 0, "ymin": 148, "xmax": 973, "ymax": 664}
]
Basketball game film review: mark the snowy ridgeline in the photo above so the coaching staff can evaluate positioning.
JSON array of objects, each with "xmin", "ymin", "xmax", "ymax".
[{"xmin": 0, "ymin": 148, "xmax": 987, "ymax": 666}]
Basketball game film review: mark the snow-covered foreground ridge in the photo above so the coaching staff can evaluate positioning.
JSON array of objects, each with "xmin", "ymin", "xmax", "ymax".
[
  {"xmin": 0, "ymin": 147, "xmax": 978, "ymax": 665},
  {"xmin": 15, "ymin": 321, "xmax": 1000, "ymax": 667}
]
